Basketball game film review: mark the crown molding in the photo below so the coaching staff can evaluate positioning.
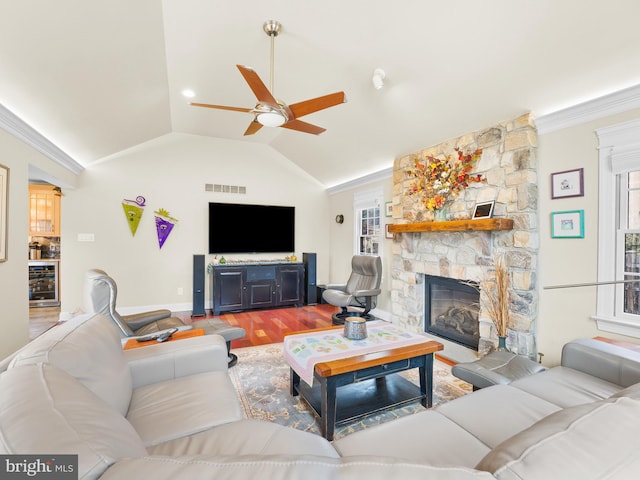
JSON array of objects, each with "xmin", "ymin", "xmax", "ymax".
[
  {"xmin": 326, "ymin": 166, "xmax": 393, "ymax": 195},
  {"xmin": 0, "ymin": 103, "xmax": 84, "ymax": 175},
  {"xmin": 535, "ymin": 83, "xmax": 640, "ymax": 135}
]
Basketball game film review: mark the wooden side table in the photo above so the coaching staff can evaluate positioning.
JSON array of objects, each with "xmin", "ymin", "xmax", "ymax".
[{"xmin": 122, "ymin": 328, "xmax": 205, "ymax": 350}]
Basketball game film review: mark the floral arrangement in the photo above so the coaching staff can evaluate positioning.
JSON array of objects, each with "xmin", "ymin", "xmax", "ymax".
[{"xmin": 406, "ymin": 148, "xmax": 484, "ymax": 211}]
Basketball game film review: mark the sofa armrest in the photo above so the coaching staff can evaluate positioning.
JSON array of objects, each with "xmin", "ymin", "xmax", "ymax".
[
  {"xmin": 123, "ymin": 309, "xmax": 172, "ymax": 330},
  {"xmin": 124, "ymin": 334, "xmax": 229, "ymax": 388},
  {"xmin": 561, "ymin": 338, "xmax": 640, "ymax": 387},
  {"xmin": 352, "ymin": 288, "xmax": 382, "ymax": 297}
]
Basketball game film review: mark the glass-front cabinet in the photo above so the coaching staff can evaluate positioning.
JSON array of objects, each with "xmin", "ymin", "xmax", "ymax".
[{"xmin": 29, "ymin": 185, "xmax": 61, "ymax": 237}]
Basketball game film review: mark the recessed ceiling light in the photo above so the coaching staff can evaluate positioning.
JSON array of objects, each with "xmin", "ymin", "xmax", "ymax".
[
  {"xmin": 372, "ymin": 69, "xmax": 385, "ymax": 90},
  {"xmin": 181, "ymin": 88, "xmax": 196, "ymax": 98}
]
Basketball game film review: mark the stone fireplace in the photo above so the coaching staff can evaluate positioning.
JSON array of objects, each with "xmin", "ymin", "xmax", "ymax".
[{"xmin": 389, "ymin": 114, "xmax": 539, "ymax": 359}]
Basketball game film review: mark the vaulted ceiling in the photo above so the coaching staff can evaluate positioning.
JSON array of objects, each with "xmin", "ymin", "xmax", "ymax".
[{"xmin": 1, "ymin": 0, "xmax": 640, "ymax": 188}]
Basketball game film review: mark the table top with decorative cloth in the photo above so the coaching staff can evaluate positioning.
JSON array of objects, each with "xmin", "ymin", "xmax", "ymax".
[{"xmin": 284, "ymin": 320, "xmax": 444, "ymax": 440}]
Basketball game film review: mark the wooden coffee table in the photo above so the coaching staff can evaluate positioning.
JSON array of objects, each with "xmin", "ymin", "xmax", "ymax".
[{"xmin": 287, "ymin": 327, "xmax": 443, "ymax": 440}]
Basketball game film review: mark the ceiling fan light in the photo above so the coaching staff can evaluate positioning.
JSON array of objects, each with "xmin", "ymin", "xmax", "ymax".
[{"xmin": 257, "ymin": 111, "xmax": 286, "ymax": 127}]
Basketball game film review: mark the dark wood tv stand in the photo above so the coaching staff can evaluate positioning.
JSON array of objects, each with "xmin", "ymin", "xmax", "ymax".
[{"xmin": 211, "ymin": 262, "xmax": 305, "ymax": 315}]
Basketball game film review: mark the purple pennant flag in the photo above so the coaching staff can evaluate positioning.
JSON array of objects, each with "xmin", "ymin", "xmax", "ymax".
[{"xmin": 154, "ymin": 208, "xmax": 178, "ymax": 249}]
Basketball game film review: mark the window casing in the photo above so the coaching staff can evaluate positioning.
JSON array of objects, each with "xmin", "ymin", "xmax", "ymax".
[{"xmin": 595, "ymin": 119, "xmax": 640, "ymax": 337}]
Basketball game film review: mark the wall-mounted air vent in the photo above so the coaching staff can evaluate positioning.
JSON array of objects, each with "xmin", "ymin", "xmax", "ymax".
[{"xmin": 204, "ymin": 184, "xmax": 247, "ymax": 194}]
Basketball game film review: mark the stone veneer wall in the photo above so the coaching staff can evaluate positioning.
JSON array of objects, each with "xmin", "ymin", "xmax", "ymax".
[{"xmin": 390, "ymin": 114, "xmax": 538, "ymax": 357}]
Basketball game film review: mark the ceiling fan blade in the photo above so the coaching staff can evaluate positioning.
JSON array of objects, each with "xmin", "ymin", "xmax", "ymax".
[
  {"xmin": 243, "ymin": 119, "xmax": 263, "ymax": 136},
  {"xmin": 280, "ymin": 119, "xmax": 326, "ymax": 135},
  {"xmin": 236, "ymin": 65, "xmax": 279, "ymax": 107},
  {"xmin": 289, "ymin": 91, "xmax": 347, "ymax": 118},
  {"xmin": 191, "ymin": 102, "xmax": 252, "ymax": 113}
]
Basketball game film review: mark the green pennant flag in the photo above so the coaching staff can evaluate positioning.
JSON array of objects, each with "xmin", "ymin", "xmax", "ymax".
[{"xmin": 122, "ymin": 196, "xmax": 146, "ymax": 236}]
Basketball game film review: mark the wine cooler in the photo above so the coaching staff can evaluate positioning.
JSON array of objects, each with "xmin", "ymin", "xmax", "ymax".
[{"xmin": 28, "ymin": 261, "xmax": 60, "ymax": 307}]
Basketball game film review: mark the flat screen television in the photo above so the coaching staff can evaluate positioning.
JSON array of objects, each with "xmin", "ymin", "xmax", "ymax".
[{"xmin": 208, "ymin": 202, "xmax": 295, "ymax": 254}]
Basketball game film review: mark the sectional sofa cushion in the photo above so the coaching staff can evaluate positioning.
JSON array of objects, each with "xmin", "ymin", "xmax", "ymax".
[
  {"xmin": 126, "ymin": 370, "xmax": 244, "ymax": 446},
  {"xmin": 609, "ymin": 381, "xmax": 640, "ymax": 400},
  {"xmin": 8, "ymin": 313, "xmax": 132, "ymax": 416},
  {"xmin": 436, "ymin": 385, "xmax": 560, "ymax": 449},
  {"xmin": 0, "ymin": 363, "xmax": 147, "ymax": 480},
  {"xmin": 100, "ymin": 455, "xmax": 496, "ymax": 480},
  {"xmin": 333, "ymin": 410, "xmax": 491, "ymax": 468},
  {"xmin": 508, "ymin": 366, "xmax": 623, "ymax": 408},
  {"xmin": 148, "ymin": 419, "xmax": 340, "ymax": 458},
  {"xmin": 476, "ymin": 397, "xmax": 640, "ymax": 480}
]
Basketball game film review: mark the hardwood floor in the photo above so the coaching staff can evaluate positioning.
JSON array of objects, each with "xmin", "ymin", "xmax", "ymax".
[
  {"xmin": 176, "ymin": 304, "xmax": 338, "ymax": 349},
  {"xmin": 29, "ymin": 306, "xmax": 62, "ymax": 339},
  {"xmin": 29, "ymin": 304, "xmax": 339, "ymax": 346}
]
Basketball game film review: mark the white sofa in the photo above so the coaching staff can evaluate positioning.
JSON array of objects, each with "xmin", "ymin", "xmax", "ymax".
[{"xmin": 2, "ymin": 312, "xmax": 640, "ymax": 479}]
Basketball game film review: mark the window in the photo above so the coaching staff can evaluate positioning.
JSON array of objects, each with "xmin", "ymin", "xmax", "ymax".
[
  {"xmin": 595, "ymin": 119, "xmax": 640, "ymax": 336},
  {"xmin": 618, "ymin": 171, "xmax": 640, "ymax": 317},
  {"xmin": 354, "ymin": 187, "xmax": 383, "ymax": 256}
]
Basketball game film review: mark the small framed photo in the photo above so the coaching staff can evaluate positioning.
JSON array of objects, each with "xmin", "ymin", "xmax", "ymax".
[
  {"xmin": 385, "ymin": 201, "xmax": 392, "ymax": 217},
  {"xmin": 472, "ymin": 201, "xmax": 495, "ymax": 219},
  {"xmin": 551, "ymin": 210, "xmax": 584, "ymax": 238},
  {"xmin": 385, "ymin": 224, "xmax": 394, "ymax": 239},
  {"xmin": 551, "ymin": 168, "xmax": 584, "ymax": 199}
]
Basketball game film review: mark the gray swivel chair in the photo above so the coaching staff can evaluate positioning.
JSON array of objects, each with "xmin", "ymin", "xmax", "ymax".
[
  {"xmin": 322, "ymin": 255, "xmax": 382, "ymax": 325},
  {"xmin": 83, "ymin": 269, "xmax": 246, "ymax": 366}
]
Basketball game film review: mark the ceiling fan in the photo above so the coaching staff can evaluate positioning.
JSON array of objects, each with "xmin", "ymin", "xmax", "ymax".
[{"xmin": 191, "ymin": 20, "xmax": 346, "ymax": 136}]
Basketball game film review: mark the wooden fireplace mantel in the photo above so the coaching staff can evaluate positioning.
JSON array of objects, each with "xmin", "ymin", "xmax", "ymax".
[{"xmin": 388, "ymin": 218, "xmax": 514, "ymax": 233}]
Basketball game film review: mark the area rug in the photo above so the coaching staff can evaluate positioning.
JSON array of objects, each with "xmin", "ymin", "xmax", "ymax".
[{"xmin": 228, "ymin": 342, "xmax": 472, "ymax": 440}]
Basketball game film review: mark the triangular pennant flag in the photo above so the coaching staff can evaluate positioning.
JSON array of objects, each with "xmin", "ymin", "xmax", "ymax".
[
  {"xmin": 154, "ymin": 208, "xmax": 178, "ymax": 249},
  {"xmin": 121, "ymin": 196, "xmax": 146, "ymax": 236}
]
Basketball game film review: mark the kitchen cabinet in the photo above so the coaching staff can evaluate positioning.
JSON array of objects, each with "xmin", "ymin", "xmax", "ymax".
[
  {"xmin": 211, "ymin": 263, "xmax": 304, "ymax": 315},
  {"xmin": 29, "ymin": 185, "xmax": 61, "ymax": 237}
]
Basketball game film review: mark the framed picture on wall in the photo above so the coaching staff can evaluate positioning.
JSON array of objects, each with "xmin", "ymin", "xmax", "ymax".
[
  {"xmin": 551, "ymin": 168, "xmax": 584, "ymax": 199},
  {"xmin": 551, "ymin": 210, "xmax": 584, "ymax": 238},
  {"xmin": 0, "ymin": 163, "xmax": 8, "ymax": 262},
  {"xmin": 385, "ymin": 224, "xmax": 394, "ymax": 239},
  {"xmin": 385, "ymin": 201, "xmax": 392, "ymax": 217},
  {"xmin": 472, "ymin": 201, "xmax": 495, "ymax": 219}
]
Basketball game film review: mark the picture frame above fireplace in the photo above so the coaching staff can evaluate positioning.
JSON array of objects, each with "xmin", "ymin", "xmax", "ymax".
[
  {"xmin": 472, "ymin": 201, "xmax": 494, "ymax": 219},
  {"xmin": 385, "ymin": 224, "xmax": 394, "ymax": 239}
]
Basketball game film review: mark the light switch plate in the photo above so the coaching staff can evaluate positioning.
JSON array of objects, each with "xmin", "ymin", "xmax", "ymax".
[{"xmin": 77, "ymin": 233, "xmax": 95, "ymax": 242}]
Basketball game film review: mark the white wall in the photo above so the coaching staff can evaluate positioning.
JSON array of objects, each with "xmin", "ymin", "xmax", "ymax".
[
  {"xmin": 0, "ymin": 130, "xmax": 79, "ymax": 357},
  {"xmin": 327, "ymin": 177, "xmax": 394, "ymax": 314},
  {"xmin": 60, "ymin": 133, "xmax": 331, "ymax": 314},
  {"xmin": 537, "ymin": 108, "xmax": 640, "ymax": 365}
]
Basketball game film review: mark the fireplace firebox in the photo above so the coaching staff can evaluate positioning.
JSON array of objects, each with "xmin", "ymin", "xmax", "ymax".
[{"xmin": 425, "ymin": 275, "xmax": 480, "ymax": 350}]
